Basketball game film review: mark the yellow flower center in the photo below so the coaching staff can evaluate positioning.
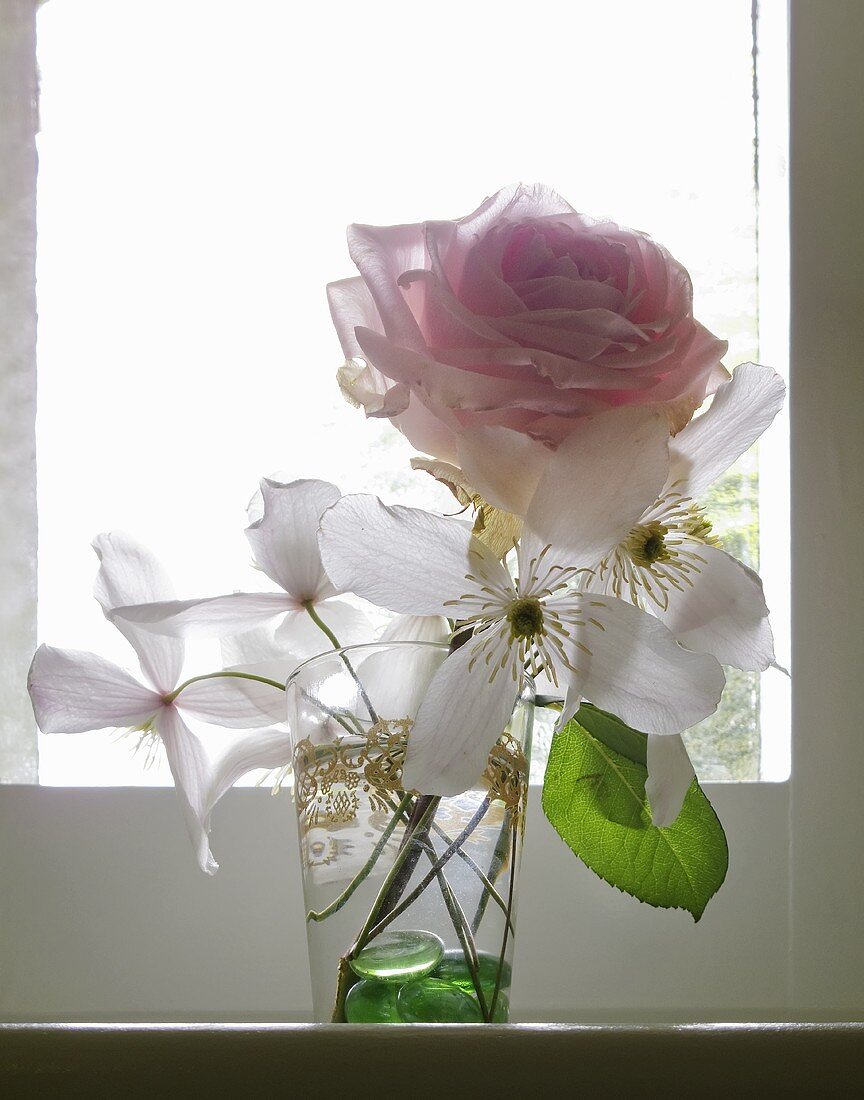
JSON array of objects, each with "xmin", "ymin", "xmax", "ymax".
[
  {"xmin": 506, "ymin": 597, "xmax": 545, "ymax": 642},
  {"xmin": 681, "ymin": 504, "xmax": 721, "ymax": 546},
  {"xmin": 625, "ymin": 521, "xmax": 671, "ymax": 567},
  {"xmin": 598, "ymin": 492, "xmax": 722, "ymax": 612}
]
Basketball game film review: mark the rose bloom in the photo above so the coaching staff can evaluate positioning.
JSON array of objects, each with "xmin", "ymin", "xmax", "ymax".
[{"xmin": 327, "ymin": 184, "xmax": 729, "ymax": 473}]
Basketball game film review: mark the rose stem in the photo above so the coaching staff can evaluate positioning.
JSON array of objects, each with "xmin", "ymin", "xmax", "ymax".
[
  {"xmin": 470, "ymin": 810, "xmax": 513, "ymax": 935},
  {"xmin": 359, "ymin": 793, "xmax": 439, "ymax": 932},
  {"xmin": 359, "ymin": 627, "xmax": 472, "ymax": 919},
  {"xmin": 330, "ymin": 789, "xmax": 515, "ymax": 933},
  {"xmin": 488, "ymin": 824, "xmax": 519, "ymax": 1022},
  {"xmin": 347, "ymin": 797, "xmax": 441, "ymax": 956},
  {"xmin": 324, "ymin": 790, "xmax": 489, "ymax": 1020},
  {"xmin": 331, "ymin": 797, "xmax": 441, "ymax": 1021},
  {"xmin": 358, "ymin": 795, "xmax": 493, "ymax": 947},
  {"xmin": 427, "ymin": 855, "xmax": 490, "ymax": 1021},
  {"xmin": 359, "ymin": 792, "xmax": 490, "ymax": 1018}
]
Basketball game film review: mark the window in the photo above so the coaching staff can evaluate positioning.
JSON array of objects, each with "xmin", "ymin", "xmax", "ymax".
[
  {"xmin": 30, "ymin": 0, "xmax": 789, "ymax": 786},
  {"xmin": 8, "ymin": 0, "xmax": 860, "ymax": 1026}
]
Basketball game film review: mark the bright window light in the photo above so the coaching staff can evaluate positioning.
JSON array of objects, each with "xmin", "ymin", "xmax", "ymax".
[{"xmin": 34, "ymin": 0, "xmax": 789, "ymax": 785}]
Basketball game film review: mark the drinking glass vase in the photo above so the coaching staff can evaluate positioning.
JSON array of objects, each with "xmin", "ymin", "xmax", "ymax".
[{"xmin": 285, "ymin": 641, "xmax": 534, "ymax": 1023}]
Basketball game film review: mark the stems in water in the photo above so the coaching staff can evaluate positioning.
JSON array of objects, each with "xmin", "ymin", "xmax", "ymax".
[
  {"xmin": 359, "ymin": 796, "xmax": 493, "ymax": 945},
  {"xmin": 471, "ymin": 810, "xmax": 513, "ymax": 935},
  {"xmin": 489, "ymin": 825, "xmax": 519, "ymax": 1022},
  {"xmin": 306, "ymin": 792, "xmax": 414, "ymax": 922}
]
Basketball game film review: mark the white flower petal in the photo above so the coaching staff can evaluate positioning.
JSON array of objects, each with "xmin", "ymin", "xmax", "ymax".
[
  {"xmin": 653, "ymin": 544, "xmax": 774, "ymax": 671},
  {"xmin": 558, "ymin": 593, "xmax": 725, "ymax": 734},
  {"xmin": 346, "ymin": 221, "xmax": 428, "ymax": 351},
  {"xmin": 221, "ymin": 659, "xmax": 300, "ymax": 721},
  {"xmin": 92, "ymin": 532, "xmax": 185, "ymax": 693},
  {"xmin": 669, "ymin": 362, "xmax": 785, "ymax": 498},
  {"xmin": 220, "ymin": 622, "xmax": 290, "ymax": 667},
  {"xmin": 525, "ymin": 407, "xmax": 670, "ymax": 566},
  {"xmin": 246, "ymin": 478, "xmax": 342, "ymax": 601},
  {"xmin": 177, "ymin": 673, "xmax": 288, "ymax": 729},
  {"xmin": 28, "ymin": 645, "xmax": 162, "ymax": 734},
  {"xmin": 395, "ymin": 392, "xmax": 460, "ymax": 465},
  {"xmin": 456, "ymin": 426, "xmax": 551, "ymax": 516},
  {"xmin": 402, "ymin": 640, "xmax": 522, "ymax": 795},
  {"xmin": 646, "ymin": 733, "xmax": 696, "ymax": 827},
  {"xmin": 326, "ymin": 276, "xmax": 385, "ymax": 359},
  {"xmin": 113, "ymin": 591, "xmax": 294, "ymax": 638},
  {"xmin": 205, "ymin": 726, "xmax": 293, "ymax": 818},
  {"xmin": 274, "ymin": 599, "xmax": 374, "ymax": 656},
  {"xmin": 319, "ymin": 495, "xmax": 496, "ymax": 616},
  {"xmin": 379, "ymin": 614, "xmax": 451, "ymax": 645},
  {"xmin": 559, "ymin": 684, "xmax": 584, "ymax": 728},
  {"xmin": 355, "ymin": 642, "xmax": 448, "ymax": 722},
  {"xmin": 158, "ymin": 707, "xmax": 218, "ymax": 875}
]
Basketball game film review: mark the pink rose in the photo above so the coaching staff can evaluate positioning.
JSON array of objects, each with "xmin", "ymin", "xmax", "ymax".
[{"xmin": 327, "ymin": 184, "xmax": 728, "ymax": 468}]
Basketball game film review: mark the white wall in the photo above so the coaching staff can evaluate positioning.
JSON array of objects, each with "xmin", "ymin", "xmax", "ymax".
[
  {"xmin": 0, "ymin": 784, "xmax": 792, "ymax": 1023},
  {"xmin": 787, "ymin": 0, "xmax": 864, "ymax": 1013}
]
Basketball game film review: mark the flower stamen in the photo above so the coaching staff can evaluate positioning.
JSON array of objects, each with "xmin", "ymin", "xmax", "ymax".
[
  {"xmin": 598, "ymin": 492, "xmax": 721, "ymax": 612},
  {"xmin": 506, "ymin": 597, "xmax": 545, "ymax": 643}
]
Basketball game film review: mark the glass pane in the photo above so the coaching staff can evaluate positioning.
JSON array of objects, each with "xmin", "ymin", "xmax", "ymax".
[{"xmin": 35, "ymin": 0, "xmax": 786, "ymax": 784}]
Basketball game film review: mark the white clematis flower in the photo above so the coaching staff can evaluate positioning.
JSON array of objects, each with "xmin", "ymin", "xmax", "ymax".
[
  {"xmin": 594, "ymin": 363, "xmax": 785, "ymax": 665},
  {"xmin": 27, "ymin": 533, "xmax": 280, "ymax": 874},
  {"xmin": 202, "ymin": 725, "xmax": 294, "ymax": 831},
  {"xmin": 456, "ymin": 362, "xmax": 784, "ymax": 825},
  {"xmin": 111, "ymin": 478, "xmax": 371, "ymax": 654},
  {"xmin": 197, "ymin": 614, "xmax": 451, "ymax": 825},
  {"xmin": 319, "ymin": 494, "xmax": 725, "ymax": 797},
  {"xmin": 379, "ymin": 614, "xmax": 451, "ymax": 645},
  {"xmin": 592, "ymin": 362, "xmax": 785, "ymax": 825},
  {"xmin": 455, "ymin": 364, "xmax": 784, "ymax": 671}
]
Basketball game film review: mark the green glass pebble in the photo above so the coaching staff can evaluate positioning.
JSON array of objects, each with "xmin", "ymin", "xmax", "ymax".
[
  {"xmin": 433, "ymin": 949, "xmax": 512, "ymax": 994},
  {"xmin": 349, "ymin": 929, "xmax": 444, "ymax": 984},
  {"xmin": 344, "ymin": 980, "xmax": 401, "ymax": 1023},
  {"xmin": 397, "ymin": 978, "xmax": 484, "ymax": 1023}
]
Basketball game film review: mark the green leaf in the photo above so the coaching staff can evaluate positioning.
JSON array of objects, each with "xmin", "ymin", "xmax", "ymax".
[
  {"xmin": 542, "ymin": 717, "xmax": 728, "ymax": 921},
  {"xmin": 574, "ymin": 702, "xmax": 648, "ymax": 765}
]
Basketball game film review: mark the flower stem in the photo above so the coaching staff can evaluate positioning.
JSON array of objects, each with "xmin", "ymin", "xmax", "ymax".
[
  {"xmin": 359, "ymin": 795, "xmax": 493, "ymax": 946},
  {"xmin": 470, "ymin": 810, "xmax": 513, "ymax": 934},
  {"xmin": 356, "ymin": 791, "xmax": 515, "ymax": 932},
  {"xmin": 399, "ymin": 806, "xmax": 491, "ymax": 1019},
  {"xmin": 306, "ymin": 792, "xmax": 413, "ymax": 923},
  {"xmin": 489, "ymin": 825, "xmax": 518, "ymax": 1022},
  {"xmin": 429, "ymin": 861, "xmax": 490, "ymax": 1021},
  {"xmin": 331, "ymin": 796, "xmax": 440, "ymax": 1022},
  {"xmin": 365, "ymin": 793, "xmax": 438, "ymax": 930},
  {"xmin": 165, "ymin": 669, "xmax": 285, "ymax": 704},
  {"xmin": 301, "ymin": 600, "xmax": 342, "ymax": 649},
  {"xmin": 433, "ymin": 821, "xmax": 515, "ymax": 936},
  {"xmin": 348, "ymin": 797, "xmax": 441, "ymax": 958},
  {"xmin": 302, "ymin": 600, "xmax": 380, "ymax": 724}
]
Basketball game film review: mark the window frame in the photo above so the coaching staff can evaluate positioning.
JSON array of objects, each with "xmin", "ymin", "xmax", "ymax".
[{"xmin": 0, "ymin": 0, "xmax": 38, "ymax": 784}]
